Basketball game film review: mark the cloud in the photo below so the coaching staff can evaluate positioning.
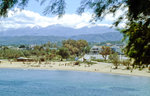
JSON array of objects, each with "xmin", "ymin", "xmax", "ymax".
[{"xmin": 0, "ymin": 8, "xmax": 125, "ymax": 30}]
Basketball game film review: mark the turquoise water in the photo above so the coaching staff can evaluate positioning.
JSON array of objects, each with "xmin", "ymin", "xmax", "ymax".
[{"xmin": 0, "ymin": 69, "xmax": 150, "ymax": 96}]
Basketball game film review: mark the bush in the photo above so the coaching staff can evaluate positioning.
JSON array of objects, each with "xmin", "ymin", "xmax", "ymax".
[
  {"xmin": 109, "ymin": 53, "xmax": 120, "ymax": 69},
  {"xmin": 74, "ymin": 61, "xmax": 80, "ymax": 65},
  {"xmin": 121, "ymin": 59, "xmax": 131, "ymax": 70},
  {"xmin": 58, "ymin": 47, "xmax": 70, "ymax": 59}
]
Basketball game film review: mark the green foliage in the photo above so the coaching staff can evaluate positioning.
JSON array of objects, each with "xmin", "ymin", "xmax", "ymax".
[
  {"xmin": 0, "ymin": 49, "xmax": 24, "ymax": 59},
  {"xmin": 120, "ymin": 59, "xmax": 131, "ymax": 70},
  {"xmin": 78, "ymin": 0, "xmax": 150, "ymax": 27},
  {"xmin": 109, "ymin": 53, "xmax": 120, "ymax": 69},
  {"xmin": 1, "ymin": 0, "xmax": 150, "ymax": 24},
  {"xmin": 0, "ymin": 40, "xmax": 89, "ymax": 62},
  {"xmin": 79, "ymin": 0, "xmax": 150, "ymax": 66},
  {"xmin": 100, "ymin": 46, "xmax": 112, "ymax": 60},
  {"xmin": 19, "ymin": 45, "xmax": 26, "ymax": 48},
  {"xmin": 22, "ymin": 50, "xmax": 31, "ymax": 57},
  {"xmin": 0, "ymin": 0, "xmax": 28, "ymax": 17},
  {"xmin": 0, "ymin": 36, "xmax": 65, "ymax": 46},
  {"xmin": 122, "ymin": 22, "xmax": 150, "ymax": 65},
  {"xmin": 83, "ymin": 46, "xmax": 91, "ymax": 54},
  {"xmin": 58, "ymin": 47, "xmax": 70, "ymax": 59},
  {"xmin": 0, "ymin": 0, "xmax": 66, "ymax": 17},
  {"xmin": 1, "ymin": 0, "xmax": 150, "ymax": 31},
  {"xmin": 42, "ymin": 0, "xmax": 66, "ymax": 17},
  {"xmin": 62, "ymin": 39, "xmax": 88, "ymax": 56}
]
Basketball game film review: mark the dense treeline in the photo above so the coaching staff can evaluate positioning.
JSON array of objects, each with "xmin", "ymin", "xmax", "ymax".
[{"xmin": 0, "ymin": 40, "xmax": 90, "ymax": 62}]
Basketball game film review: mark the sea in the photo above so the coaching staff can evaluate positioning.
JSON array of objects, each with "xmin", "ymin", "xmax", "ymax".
[{"xmin": 0, "ymin": 68, "xmax": 150, "ymax": 96}]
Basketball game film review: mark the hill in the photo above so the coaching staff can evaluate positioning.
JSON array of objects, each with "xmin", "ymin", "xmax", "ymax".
[
  {"xmin": 0, "ymin": 32, "xmax": 123, "ymax": 45},
  {"xmin": 0, "ymin": 25, "xmax": 118, "ymax": 37},
  {"xmin": 70, "ymin": 32, "xmax": 123, "ymax": 42}
]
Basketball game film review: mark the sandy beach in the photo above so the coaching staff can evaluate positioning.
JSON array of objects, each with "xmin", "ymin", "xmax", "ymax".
[{"xmin": 0, "ymin": 61, "xmax": 150, "ymax": 77}]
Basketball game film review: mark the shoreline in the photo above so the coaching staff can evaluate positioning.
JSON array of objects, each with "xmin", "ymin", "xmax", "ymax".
[
  {"xmin": 0, "ymin": 67, "xmax": 149, "ymax": 78},
  {"xmin": 0, "ymin": 61, "xmax": 150, "ymax": 77}
]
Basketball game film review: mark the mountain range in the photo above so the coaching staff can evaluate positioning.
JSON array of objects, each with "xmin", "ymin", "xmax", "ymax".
[
  {"xmin": 0, "ymin": 25, "xmax": 123, "ymax": 45},
  {"xmin": 0, "ymin": 25, "xmax": 118, "ymax": 36}
]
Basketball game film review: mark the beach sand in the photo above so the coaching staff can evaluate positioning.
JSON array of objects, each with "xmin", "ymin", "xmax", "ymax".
[{"xmin": 0, "ymin": 61, "xmax": 149, "ymax": 77}]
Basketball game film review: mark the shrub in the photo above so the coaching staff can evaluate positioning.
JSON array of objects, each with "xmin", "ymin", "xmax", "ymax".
[
  {"xmin": 74, "ymin": 61, "xmax": 80, "ymax": 65},
  {"xmin": 121, "ymin": 59, "xmax": 131, "ymax": 70},
  {"xmin": 109, "ymin": 53, "xmax": 120, "ymax": 69}
]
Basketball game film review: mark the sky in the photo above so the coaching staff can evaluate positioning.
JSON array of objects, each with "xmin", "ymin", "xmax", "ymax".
[
  {"xmin": 25, "ymin": 0, "xmax": 81, "ymax": 15},
  {"xmin": 0, "ymin": 0, "xmax": 125, "ymax": 31}
]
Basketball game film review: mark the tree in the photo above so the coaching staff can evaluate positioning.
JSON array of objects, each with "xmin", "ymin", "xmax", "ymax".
[
  {"xmin": 1, "ymin": 0, "xmax": 149, "ymax": 24},
  {"xmin": 76, "ymin": 40, "xmax": 88, "ymax": 55},
  {"xmin": 19, "ymin": 45, "xmax": 26, "ymax": 48},
  {"xmin": 58, "ymin": 47, "xmax": 70, "ymax": 59},
  {"xmin": 122, "ymin": 22, "xmax": 150, "ymax": 66},
  {"xmin": 0, "ymin": 49, "xmax": 24, "ymax": 59},
  {"xmin": 48, "ymin": 53, "xmax": 56, "ymax": 60},
  {"xmin": 22, "ymin": 50, "xmax": 31, "ymax": 57},
  {"xmin": 109, "ymin": 53, "xmax": 120, "ymax": 69},
  {"xmin": 31, "ymin": 45, "xmax": 46, "ymax": 64},
  {"xmin": 121, "ymin": 59, "xmax": 131, "ymax": 70},
  {"xmin": 62, "ymin": 39, "xmax": 89, "ymax": 56},
  {"xmin": 78, "ymin": 0, "xmax": 150, "ymax": 65},
  {"xmin": 100, "ymin": 46, "xmax": 111, "ymax": 60},
  {"xmin": 84, "ymin": 46, "xmax": 91, "ymax": 54},
  {"xmin": 0, "ymin": 0, "xmax": 66, "ymax": 17}
]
